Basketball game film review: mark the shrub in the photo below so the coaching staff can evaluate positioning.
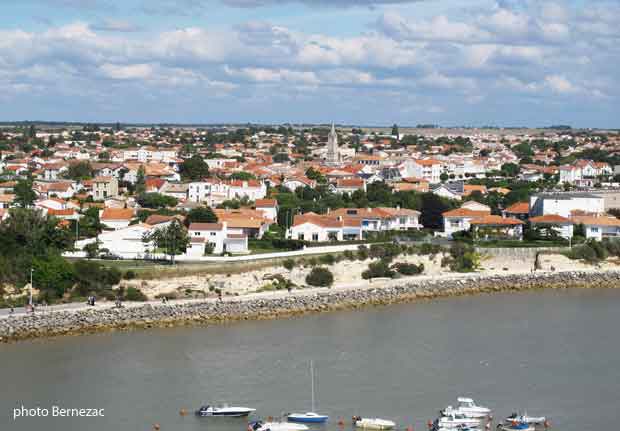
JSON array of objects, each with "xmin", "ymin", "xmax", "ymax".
[
  {"xmin": 343, "ymin": 250, "xmax": 356, "ymax": 260},
  {"xmin": 282, "ymin": 258, "xmax": 296, "ymax": 271},
  {"xmin": 393, "ymin": 262, "xmax": 424, "ymax": 276},
  {"xmin": 305, "ymin": 267, "xmax": 334, "ymax": 287},
  {"xmin": 319, "ymin": 254, "xmax": 336, "ymax": 265},
  {"xmin": 361, "ymin": 259, "xmax": 395, "ymax": 280},
  {"xmin": 124, "ymin": 287, "xmax": 148, "ymax": 301},
  {"xmin": 73, "ymin": 260, "xmax": 122, "ymax": 296},
  {"xmin": 123, "ymin": 270, "xmax": 136, "ymax": 280},
  {"xmin": 357, "ymin": 245, "xmax": 369, "ymax": 260},
  {"xmin": 420, "ymin": 243, "xmax": 443, "ymax": 256}
]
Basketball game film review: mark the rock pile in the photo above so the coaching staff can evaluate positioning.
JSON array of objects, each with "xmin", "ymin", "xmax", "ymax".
[{"xmin": 1, "ymin": 270, "xmax": 619, "ymax": 343}]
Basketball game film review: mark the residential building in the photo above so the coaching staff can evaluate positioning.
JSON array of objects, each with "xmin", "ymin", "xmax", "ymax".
[{"xmin": 92, "ymin": 176, "xmax": 119, "ymax": 201}]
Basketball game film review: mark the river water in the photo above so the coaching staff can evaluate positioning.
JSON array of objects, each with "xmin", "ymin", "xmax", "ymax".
[{"xmin": 1, "ymin": 288, "xmax": 619, "ymax": 431}]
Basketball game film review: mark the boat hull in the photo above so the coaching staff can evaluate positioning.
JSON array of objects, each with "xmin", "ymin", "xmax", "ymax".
[
  {"xmin": 288, "ymin": 415, "xmax": 329, "ymax": 423},
  {"xmin": 355, "ymin": 420, "xmax": 395, "ymax": 430}
]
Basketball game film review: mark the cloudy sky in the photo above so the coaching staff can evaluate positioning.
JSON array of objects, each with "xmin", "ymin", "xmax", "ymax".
[{"xmin": 0, "ymin": 0, "xmax": 618, "ymax": 127}]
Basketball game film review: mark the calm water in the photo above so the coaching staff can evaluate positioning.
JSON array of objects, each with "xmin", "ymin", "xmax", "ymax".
[{"xmin": 1, "ymin": 289, "xmax": 619, "ymax": 431}]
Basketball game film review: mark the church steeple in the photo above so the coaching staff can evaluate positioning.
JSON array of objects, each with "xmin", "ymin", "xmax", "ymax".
[{"xmin": 326, "ymin": 122, "xmax": 340, "ymax": 166}]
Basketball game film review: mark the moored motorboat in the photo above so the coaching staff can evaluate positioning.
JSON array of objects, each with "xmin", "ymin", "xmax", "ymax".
[
  {"xmin": 504, "ymin": 413, "xmax": 547, "ymax": 426},
  {"xmin": 442, "ymin": 398, "xmax": 491, "ymax": 419},
  {"xmin": 436, "ymin": 412, "xmax": 481, "ymax": 428},
  {"xmin": 353, "ymin": 416, "xmax": 396, "ymax": 430},
  {"xmin": 195, "ymin": 405, "xmax": 256, "ymax": 417},
  {"xmin": 250, "ymin": 421, "xmax": 309, "ymax": 431},
  {"xmin": 497, "ymin": 422, "xmax": 534, "ymax": 431}
]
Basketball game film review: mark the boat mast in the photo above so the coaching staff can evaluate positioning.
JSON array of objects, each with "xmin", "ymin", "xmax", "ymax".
[{"xmin": 310, "ymin": 360, "xmax": 315, "ymax": 413}]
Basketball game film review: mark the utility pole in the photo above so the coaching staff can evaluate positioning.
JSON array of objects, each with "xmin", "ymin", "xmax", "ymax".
[{"xmin": 29, "ymin": 268, "xmax": 34, "ymax": 307}]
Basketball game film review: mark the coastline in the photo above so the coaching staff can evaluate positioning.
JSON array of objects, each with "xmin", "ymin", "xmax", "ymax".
[{"xmin": 1, "ymin": 269, "xmax": 619, "ymax": 343}]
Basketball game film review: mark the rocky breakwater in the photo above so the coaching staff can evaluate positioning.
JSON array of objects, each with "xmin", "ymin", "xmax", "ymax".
[{"xmin": 2, "ymin": 270, "xmax": 620, "ymax": 343}]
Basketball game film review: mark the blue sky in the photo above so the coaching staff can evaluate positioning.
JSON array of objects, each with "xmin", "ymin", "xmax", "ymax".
[{"xmin": 0, "ymin": 0, "xmax": 618, "ymax": 127}]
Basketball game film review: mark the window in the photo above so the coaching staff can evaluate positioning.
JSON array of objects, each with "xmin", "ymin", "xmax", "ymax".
[
  {"xmin": 298, "ymin": 233, "xmax": 304, "ymax": 240},
  {"xmin": 312, "ymin": 233, "xmax": 319, "ymax": 241},
  {"xmin": 591, "ymin": 227, "xmax": 599, "ymax": 233},
  {"xmin": 210, "ymin": 232, "xmax": 216, "ymax": 236}
]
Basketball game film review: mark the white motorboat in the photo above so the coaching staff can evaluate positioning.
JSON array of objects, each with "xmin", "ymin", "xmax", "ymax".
[
  {"xmin": 449, "ymin": 398, "xmax": 491, "ymax": 419},
  {"xmin": 196, "ymin": 405, "xmax": 256, "ymax": 417},
  {"xmin": 354, "ymin": 417, "xmax": 396, "ymax": 430},
  {"xmin": 250, "ymin": 421, "xmax": 309, "ymax": 431},
  {"xmin": 288, "ymin": 361, "xmax": 329, "ymax": 424},
  {"xmin": 497, "ymin": 423, "xmax": 534, "ymax": 431},
  {"xmin": 434, "ymin": 425, "xmax": 480, "ymax": 431},
  {"xmin": 504, "ymin": 413, "xmax": 547, "ymax": 426},
  {"xmin": 437, "ymin": 412, "xmax": 481, "ymax": 428}
]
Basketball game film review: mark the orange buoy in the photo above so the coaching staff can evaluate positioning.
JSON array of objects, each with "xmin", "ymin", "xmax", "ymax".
[
  {"xmin": 427, "ymin": 420, "xmax": 433, "ymax": 429},
  {"xmin": 153, "ymin": 424, "xmax": 161, "ymax": 431},
  {"xmin": 407, "ymin": 425, "xmax": 414, "ymax": 431},
  {"xmin": 338, "ymin": 418, "xmax": 345, "ymax": 426},
  {"xmin": 180, "ymin": 408, "xmax": 187, "ymax": 416},
  {"xmin": 544, "ymin": 420, "xmax": 550, "ymax": 428},
  {"xmin": 268, "ymin": 416, "xmax": 273, "ymax": 422}
]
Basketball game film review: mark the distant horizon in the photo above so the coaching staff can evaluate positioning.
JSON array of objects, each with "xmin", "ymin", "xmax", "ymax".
[{"xmin": 1, "ymin": 120, "xmax": 617, "ymax": 132}]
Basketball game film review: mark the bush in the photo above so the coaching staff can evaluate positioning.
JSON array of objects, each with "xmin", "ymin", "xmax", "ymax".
[
  {"xmin": 361, "ymin": 259, "xmax": 395, "ymax": 280},
  {"xmin": 343, "ymin": 250, "xmax": 356, "ymax": 260},
  {"xmin": 305, "ymin": 267, "xmax": 334, "ymax": 287},
  {"xmin": 443, "ymin": 242, "xmax": 480, "ymax": 273},
  {"xmin": 357, "ymin": 245, "xmax": 369, "ymax": 260},
  {"xmin": 73, "ymin": 260, "xmax": 122, "ymax": 296},
  {"xmin": 393, "ymin": 262, "xmax": 424, "ymax": 276},
  {"xmin": 124, "ymin": 287, "xmax": 148, "ymax": 301},
  {"xmin": 319, "ymin": 254, "xmax": 336, "ymax": 265},
  {"xmin": 282, "ymin": 258, "xmax": 296, "ymax": 271},
  {"xmin": 420, "ymin": 243, "xmax": 443, "ymax": 256},
  {"xmin": 123, "ymin": 270, "xmax": 136, "ymax": 280}
]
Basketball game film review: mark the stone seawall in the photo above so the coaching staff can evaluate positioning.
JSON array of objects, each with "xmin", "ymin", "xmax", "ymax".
[{"xmin": 2, "ymin": 271, "xmax": 619, "ymax": 343}]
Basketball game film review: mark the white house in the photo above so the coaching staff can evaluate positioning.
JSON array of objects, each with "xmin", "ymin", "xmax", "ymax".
[
  {"xmin": 255, "ymin": 199, "xmax": 278, "ymax": 221},
  {"xmin": 100, "ymin": 208, "xmax": 136, "ymax": 230},
  {"xmin": 330, "ymin": 207, "xmax": 422, "ymax": 234},
  {"xmin": 186, "ymin": 222, "xmax": 249, "ymax": 255},
  {"xmin": 75, "ymin": 223, "xmax": 167, "ymax": 259},
  {"xmin": 288, "ymin": 213, "xmax": 353, "ymax": 242},
  {"xmin": 400, "ymin": 159, "xmax": 442, "ymax": 184},
  {"xmin": 442, "ymin": 206, "xmax": 491, "ymax": 238},
  {"xmin": 571, "ymin": 215, "xmax": 620, "ymax": 240},
  {"xmin": 529, "ymin": 215, "xmax": 574, "ymax": 239},
  {"xmin": 529, "ymin": 193, "xmax": 605, "ymax": 218}
]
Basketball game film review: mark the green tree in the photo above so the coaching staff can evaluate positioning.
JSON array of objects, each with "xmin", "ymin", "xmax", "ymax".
[
  {"xmin": 143, "ymin": 220, "xmax": 189, "ymax": 263},
  {"xmin": 135, "ymin": 165, "xmax": 146, "ymax": 195},
  {"xmin": 14, "ymin": 178, "xmax": 37, "ymax": 208},
  {"xmin": 501, "ymin": 163, "xmax": 520, "ymax": 177},
  {"xmin": 136, "ymin": 193, "xmax": 178, "ymax": 209},
  {"xmin": 185, "ymin": 206, "xmax": 218, "ymax": 226},
  {"xmin": 229, "ymin": 172, "xmax": 256, "ymax": 181},
  {"xmin": 180, "ymin": 155, "xmax": 210, "ymax": 181},
  {"xmin": 420, "ymin": 193, "xmax": 454, "ymax": 230},
  {"xmin": 64, "ymin": 161, "xmax": 94, "ymax": 180},
  {"xmin": 32, "ymin": 253, "xmax": 76, "ymax": 300},
  {"xmin": 391, "ymin": 124, "xmax": 399, "ymax": 138}
]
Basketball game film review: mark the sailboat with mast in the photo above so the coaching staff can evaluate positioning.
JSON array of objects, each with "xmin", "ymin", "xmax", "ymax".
[{"xmin": 287, "ymin": 361, "xmax": 329, "ymax": 424}]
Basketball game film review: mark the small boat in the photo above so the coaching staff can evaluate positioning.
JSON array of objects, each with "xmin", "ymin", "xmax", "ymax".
[
  {"xmin": 354, "ymin": 417, "xmax": 396, "ymax": 430},
  {"xmin": 442, "ymin": 398, "xmax": 491, "ymax": 419},
  {"xmin": 195, "ymin": 405, "xmax": 256, "ymax": 417},
  {"xmin": 288, "ymin": 361, "xmax": 329, "ymax": 424},
  {"xmin": 288, "ymin": 412, "xmax": 329, "ymax": 423},
  {"xmin": 433, "ymin": 425, "xmax": 480, "ymax": 431},
  {"xmin": 497, "ymin": 422, "xmax": 534, "ymax": 431},
  {"xmin": 436, "ymin": 412, "xmax": 481, "ymax": 427},
  {"xmin": 250, "ymin": 421, "xmax": 309, "ymax": 431},
  {"xmin": 504, "ymin": 413, "xmax": 547, "ymax": 426}
]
